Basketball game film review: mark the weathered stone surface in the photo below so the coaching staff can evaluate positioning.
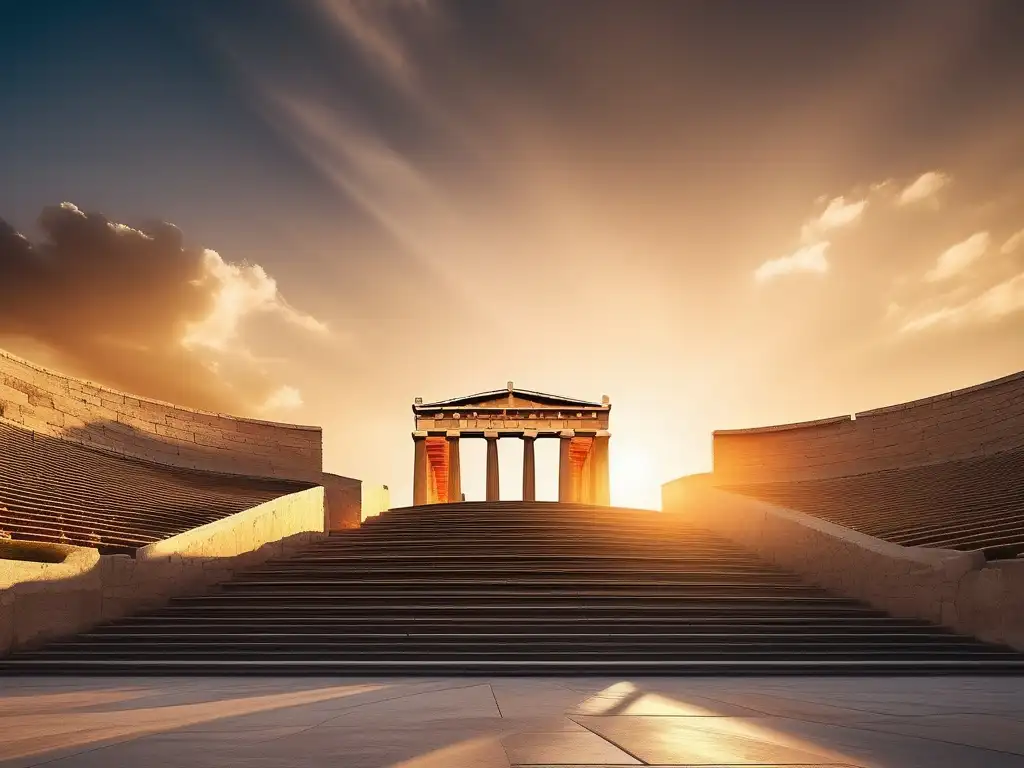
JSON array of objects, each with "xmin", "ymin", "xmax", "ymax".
[
  {"xmin": 0, "ymin": 348, "xmax": 323, "ymax": 482},
  {"xmin": 321, "ymin": 473, "xmax": 390, "ymax": 529},
  {"xmin": 663, "ymin": 481, "xmax": 1024, "ymax": 651},
  {"xmin": 712, "ymin": 370, "xmax": 1024, "ymax": 483}
]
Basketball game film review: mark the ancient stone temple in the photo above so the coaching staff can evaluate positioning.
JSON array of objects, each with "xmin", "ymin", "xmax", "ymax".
[{"xmin": 411, "ymin": 382, "xmax": 611, "ymax": 505}]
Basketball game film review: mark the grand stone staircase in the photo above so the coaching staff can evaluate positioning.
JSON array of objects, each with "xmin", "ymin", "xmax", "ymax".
[{"xmin": 4, "ymin": 501, "xmax": 1024, "ymax": 674}]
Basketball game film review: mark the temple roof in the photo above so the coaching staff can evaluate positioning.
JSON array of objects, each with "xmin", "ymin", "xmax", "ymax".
[{"xmin": 416, "ymin": 385, "xmax": 607, "ymax": 410}]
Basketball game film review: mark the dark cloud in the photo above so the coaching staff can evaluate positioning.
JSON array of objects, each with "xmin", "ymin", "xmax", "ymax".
[{"xmin": 0, "ymin": 202, "xmax": 288, "ymax": 413}]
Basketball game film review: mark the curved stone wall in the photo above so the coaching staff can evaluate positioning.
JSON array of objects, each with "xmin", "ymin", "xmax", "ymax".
[
  {"xmin": 712, "ymin": 370, "xmax": 1024, "ymax": 484},
  {"xmin": 0, "ymin": 348, "xmax": 322, "ymax": 482}
]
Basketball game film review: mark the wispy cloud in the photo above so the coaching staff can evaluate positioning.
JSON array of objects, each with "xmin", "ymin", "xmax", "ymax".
[
  {"xmin": 924, "ymin": 231, "xmax": 990, "ymax": 282},
  {"xmin": 800, "ymin": 195, "xmax": 868, "ymax": 243},
  {"xmin": 1001, "ymin": 227, "xmax": 1024, "ymax": 255},
  {"xmin": 754, "ymin": 242, "xmax": 830, "ymax": 282},
  {"xmin": 757, "ymin": 193, "xmax": 867, "ymax": 282},
  {"xmin": 897, "ymin": 170, "xmax": 950, "ymax": 206},
  {"xmin": 900, "ymin": 271, "xmax": 1024, "ymax": 333},
  {"xmin": 317, "ymin": 0, "xmax": 433, "ymax": 93}
]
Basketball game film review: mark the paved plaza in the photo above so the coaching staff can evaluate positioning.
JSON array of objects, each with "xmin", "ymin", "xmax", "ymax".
[{"xmin": 2, "ymin": 676, "xmax": 1023, "ymax": 768}]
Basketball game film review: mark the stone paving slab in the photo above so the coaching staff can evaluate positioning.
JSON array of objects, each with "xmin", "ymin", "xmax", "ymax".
[{"xmin": 2, "ymin": 677, "xmax": 1024, "ymax": 768}]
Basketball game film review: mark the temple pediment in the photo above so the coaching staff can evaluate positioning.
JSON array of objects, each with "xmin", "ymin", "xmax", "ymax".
[{"xmin": 416, "ymin": 385, "xmax": 606, "ymax": 411}]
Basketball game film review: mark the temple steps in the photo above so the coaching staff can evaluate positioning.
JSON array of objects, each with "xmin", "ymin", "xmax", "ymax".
[{"xmin": 4, "ymin": 500, "xmax": 1024, "ymax": 675}]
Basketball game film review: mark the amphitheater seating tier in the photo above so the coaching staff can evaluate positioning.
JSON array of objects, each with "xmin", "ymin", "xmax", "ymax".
[
  {"xmin": 723, "ymin": 447, "xmax": 1024, "ymax": 559},
  {"xmin": 0, "ymin": 420, "xmax": 312, "ymax": 555},
  {"xmin": 4, "ymin": 501, "xmax": 1022, "ymax": 675}
]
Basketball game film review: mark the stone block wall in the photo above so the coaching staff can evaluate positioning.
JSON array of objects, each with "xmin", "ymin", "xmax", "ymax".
[
  {"xmin": 321, "ymin": 475, "xmax": 390, "ymax": 527},
  {"xmin": 322, "ymin": 472, "xmax": 362, "ymax": 530},
  {"xmin": 662, "ymin": 482, "xmax": 1024, "ymax": 651},
  {"xmin": 712, "ymin": 370, "xmax": 1024, "ymax": 483},
  {"xmin": 1, "ymin": 487, "xmax": 328, "ymax": 656},
  {"xmin": 0, "ymin": 348, "xmax": 322, "ymax": 482}
]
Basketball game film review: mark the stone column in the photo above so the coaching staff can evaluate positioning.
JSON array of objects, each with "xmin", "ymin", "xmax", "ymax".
[
  {"xmin": 558, "ymin": 430, "xmax": 575, "ymax": 503},
  {"xmin": 580, "ymin": 445, "xmax": 594, "ymax": 504},
  {"xmin": 593, "ymin": 431, "xmax": 611, "ymax": 506},
  {"xmin": 446, "ymin": 431, "xmax": 461, "ymax": 503},
  {"xmin": 412, "ymin": 432, "xmax": 429, "ymax": 506},
  {"xmin": 521, "ymin": 431, "xmax": 537, "ymax": 502},
  {"xmin": 485, "ymin": 431, "xmax": 500, "ymax": 502}
]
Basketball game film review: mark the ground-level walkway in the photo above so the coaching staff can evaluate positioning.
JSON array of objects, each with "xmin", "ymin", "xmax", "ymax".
[{"xmin": 2, "ymin": 676, "xmax": 1023, "ymax": 768}]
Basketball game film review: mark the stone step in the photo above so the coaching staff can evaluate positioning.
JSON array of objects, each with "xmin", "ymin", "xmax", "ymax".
[
  {"xmin": 67, "ymin": 630, "xmax": 968, "ymax": 642},
  {"xmin": 4, "ymin": 658, "xmax": 1024, "ymax": 676},
  {"xmin": 41, "ymin": 634, "xmax": 991, "ymax": 651},
  {"xmin": 237, "ymin": 567, "xmax": 795, "ymax": 578},
  {"xmin": 104, "ymin": 616, "xmax": 934, "ymax": 630},
  {"xmin": 166, "ymin": 592, "xmax": 866, "ymax": 606},
  {"xmin": 216, "ymin": 579, "xmax": 820, "ymax": 590}
]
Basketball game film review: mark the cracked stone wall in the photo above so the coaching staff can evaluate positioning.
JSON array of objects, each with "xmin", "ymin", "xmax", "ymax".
[
  {"xmin": 663, "ymin": 480, "xmax": 1024, "ymax": 651},
  {"xmin": 0, "ymin": 487, "xmax": 328, "ymax": 657},
  {"xmin": 0, "ymin": 348, "xmax": 323, "ymax": 482}
]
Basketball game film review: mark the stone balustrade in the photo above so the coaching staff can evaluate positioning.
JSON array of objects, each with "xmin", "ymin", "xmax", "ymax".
[{"xmin": 663, "ymin": 479, "xmax": 1024, "ymax": 651}]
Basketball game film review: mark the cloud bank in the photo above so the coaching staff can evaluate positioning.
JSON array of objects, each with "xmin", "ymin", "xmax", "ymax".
[{"xmin": 0, "ymin": 202, "xmax": 326, "ymax": 415}]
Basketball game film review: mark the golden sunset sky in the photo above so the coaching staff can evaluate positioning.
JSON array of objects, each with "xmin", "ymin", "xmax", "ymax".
[{"xmin": 1, "ymin": 1, "xmax": 1023, "ymax": 508}]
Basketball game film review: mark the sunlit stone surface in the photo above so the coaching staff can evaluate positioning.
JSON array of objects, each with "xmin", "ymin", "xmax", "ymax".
[{"xmin": 2, "ymin": 676, "xmax": 1023, "ymax": 767}]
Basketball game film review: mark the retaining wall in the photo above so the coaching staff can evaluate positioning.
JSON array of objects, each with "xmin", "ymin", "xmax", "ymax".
[
  {"xmin": 0, "ymin": 348, "xmax": 323, "ymax": 482},
  {"xmin": 712, "ymin": 370, "xmax": 1024, "ymax": 483},
  {"xmin": 0, "ymin": 486, "xmax": 328, "ymax": 657},
  {"xmin": 323, "ymin": 473, "xmax": 362, "ymax": 530},
  {"xmin": 320, "ymin": 476, "xmax": 390, "ymax": 529},
  {"xmin": 662, "ymin": 478, "xmax": 1024, "ymax": 651}
]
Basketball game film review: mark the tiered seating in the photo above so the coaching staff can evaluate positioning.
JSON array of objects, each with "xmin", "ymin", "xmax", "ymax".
[
  {"xmin": 4, "ymin": 501, "xmax": 1022, "ymax": 675},
  {"xmin": 0, "ymin": 421, "xmax": 312, "ymax": 555},
  {"xmin": 724, "ymin": 447, "xmax": 1024, "ymax": 559}
]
